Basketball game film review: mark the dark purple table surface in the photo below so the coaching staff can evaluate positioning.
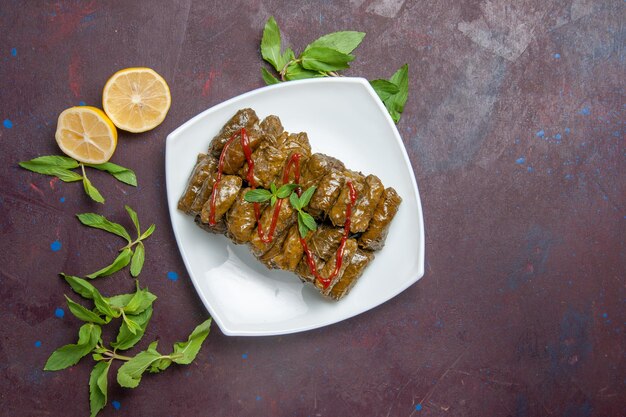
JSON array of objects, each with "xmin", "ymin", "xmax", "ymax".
[{"xmin": 1, "ymin": 1, "xmax": 624, "ymax": 416}]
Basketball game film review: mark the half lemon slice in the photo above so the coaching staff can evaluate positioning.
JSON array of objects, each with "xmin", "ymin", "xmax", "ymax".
[
  {"xmin": 55, "ymin": 106, "xmax": 118, "ymax": 164},
  {"xmin": 102, "ymin": 67, "xmax": 171, "ymax": 133}
]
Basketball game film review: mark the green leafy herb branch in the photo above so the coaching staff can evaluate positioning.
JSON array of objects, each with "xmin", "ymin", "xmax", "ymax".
[
  {"xmin": 76, "ymin": 206, "xmax": 155, "ymax": 278},
  {"xmin": 260, "ymin": 16, "xmax": 409, "ymax": 123},
  {"xmin": 244, "ymin": 183, "xmax": 318, "ymax": 238},
  {"xmin": 19, "ymin": 155, "xmax": 137, "ymax": 203},
  {"xmin": 43, "ymin": 206, "xmax": 212, "ymax": 417}
]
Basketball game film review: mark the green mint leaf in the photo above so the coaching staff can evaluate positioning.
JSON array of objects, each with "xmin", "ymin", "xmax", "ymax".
[
  {"xmin": 284, "ymin": 61, "xmax": 324, "ymax": 81},
  {"xmin": 276, "ymin": 183, "xmax": 300, "ymax": 198},
  {"xmin": 299, "ymin": 211, "xmax": 317, "ymax": 232},
  {"xmin": 123, "ymin": 282, "xmax": 157, "ymax": 315},
  {"xmin": 171, "ymin": 318, "xmax": 212, "ymax": 365},
  {"xmin": 105, "ymin": 293, "xmax": 134, "ymax": 309},
  {"xmin": 289, "ymin": 192, "xmax": 302, "ymax": 211},
  {"xmin": 18, "ymin": 162, "xmax": 83, "ymax": 182},
  {"xmin": 370, "ymin": 79, "xmax": 400, "ymax": 101},
  {"xmin": 86, "ymin": 248, "xmax": 133, "ymax": 279},
  {"xmin": 82, "ymin": 175, "xmax": 105, "ymax": 203},
  {"xmin": 261, "ymin": 67, "xmax": 280, "ymax": 85},
  {"xmin": 130, "ymin": 241, "xmax": 145, "ymax": 277},
  {"xmin": 116, "ymin": 341, "xmax": 164, "ymax": 388},
  {"xmin": 65, "ymin": 295, "xmax": 109, "ymax": 325},
  {"xmin": 20, "ymin": 155, "xmax": 79, "ymax": 169},
  {"xmin": 89, "ymin": 360, "xmax": 110, "ymax": 417},
  {"xmin": 125, "ymin": 205, "xmax": 141, "ymax": 237},
  {"xmin": 270, "ymin": 182, "xmax": 277, "ymax": 194},
  {"xmin": 122, "ymin": 313, "xmax": 142, "ymax": 335},
  {"xmin": 111, "ymin": 306, "xmax": 153, "ymax": 351},
  {"xmin": 298, "ymin": 186, "xmax": 316, "ymax": 208},
  {"xmin": 44, "ymin": 323, "xmax": 101, "ymax": 371},
  {"xmin": 282, "ymin": 48, "xmax": 295, "ymax": 67},
  {"xmin": 300, "ymin": 47, "xmax": 354, "ymax": 72},
  {"xmin": 305, "ymin": 31, "xmax": 365, "ymax": 54},
  {"xmin": 62, "ymin": 274, "xmax": 118, "ymax": 318},
  {"xmin": 261, "ymin": 16, "xmax": 284, "ymax": 71},
  {"xmin": 62, "ymin": 273, "xmax": 97, "ymax": 299},
  {"xmin": 244, "ymin": 189, "xmax": 272, "ymax": 203},
  {"xmin": 270, "ymin": 195, "xmax": 277, "ymax": 207},
  {"xmin": 379, "ymin": 64, "xmax": 409, "ymax": 123},
  {"xmin": 76, "ymin": 213, "xmax": 131, "ymax": 242},
  {"xmin": 92, "ymin": 290, "xmax": 118, "ymax": 318},
  {"xmin": 85, "ymin": 162, "xmax": 137, "ymax": 186},
  {"xmin": 139, "ymin": 224, "xmax": 156, "ymax": 240},
  {"xmin": 297, "ymin": 214, "xmax": 309, "ymax": 238},
  {"xmin": 149, "ymin": 357, "xmax": 172, "ymax": 373}
]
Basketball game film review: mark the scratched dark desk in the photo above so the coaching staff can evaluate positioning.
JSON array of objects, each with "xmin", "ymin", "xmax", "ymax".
[{"xmin": 1, "ymin": 1, "xmax": 623, "ymax": 416}]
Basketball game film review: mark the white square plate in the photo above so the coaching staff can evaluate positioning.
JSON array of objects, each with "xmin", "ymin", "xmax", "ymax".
[{"xmin": 165, "ymin": 77, "xmax": 424, "ymax": 336}]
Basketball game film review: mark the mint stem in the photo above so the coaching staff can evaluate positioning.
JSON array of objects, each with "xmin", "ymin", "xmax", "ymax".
[{"xmin": 103, "ymin": 350, "xmax": 131, "ymax": 361}]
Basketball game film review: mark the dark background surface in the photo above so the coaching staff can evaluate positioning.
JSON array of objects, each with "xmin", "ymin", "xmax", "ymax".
[{"xmin": 1, "ymin": 1, "xmax": 624, "ymax": 416}]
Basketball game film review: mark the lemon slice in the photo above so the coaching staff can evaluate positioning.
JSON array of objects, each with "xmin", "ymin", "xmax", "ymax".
[
  {"xmin": 102, "ymin": 67, "xmax": 171, "ymax": 133},
  {"xmin": 55, "ymin": 106, "xmax": 118, "ymax": 164}
]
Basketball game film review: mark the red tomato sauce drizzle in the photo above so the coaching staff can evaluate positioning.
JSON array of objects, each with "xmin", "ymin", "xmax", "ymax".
[
  {"xmin": 209, "ymin": 128, "xmax": 357, "ymax": 289},
  {"xmin": 299, "ymin": 181, "xmax": 356, "ymax": 289}
]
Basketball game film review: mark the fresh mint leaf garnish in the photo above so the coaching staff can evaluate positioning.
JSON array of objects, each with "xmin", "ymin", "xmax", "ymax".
[
  {"xmin": 130, "ymin": 242, "xmax": 145, "ymax": 277},
  {"xmin": 171, "ymin": 318, "xmax": 212, "ymax": 365},
  {"xmin": 76, "ymin": 207, "xmax": 155, "ymax": 278},
  {"xmin": 76, "ymin": 213, "xmax": 132, "ymax": 242},
  {"xmin": 305, "ymin": 31, "xmax": 365, "ymax": 55},
  {"xmin": 85, "ymin": 162, "xmax": 137, "ymax": 186},
  {"xmin": 89, "ymin": 361, "xmax": 111, "ymax": 417},
  {"xmin": 259, "ymin": 17, "xmax": 409, "ymax": 123},
  {"xmin": 289, "ymin": 186, "xmax": 318, "ymax": 237},
  {"xmin": 64, "ymin": 295, "xmax": 109, "ymax": 325},
  {"xmin": 19, "ymin": 155, "xmax": 137, "ymax": 201},
  {"xmin": 111, "ymin": 306, "xmax": 153, "ymax": 351},
  {"xmin": 371, "ymin": 64, "xmax": 409, "ymax": 123},
  {"xmin": 44, "ymin": 323, "xmax": 101, "ymax": 371},
  {"xmin": 276, "ymin": 183, "xmax": 300, "ymax": 198},
  {"xmin": 300, "ymin": 46, "xmax": 354, "ymax": 72},
  {"xmin": 244, "ymin": 188, "xmax": 272, "ymax": 203},
  {"xmin": 87, "ymin": 248, "xmax": 133, "ymax": 279},
  {"xmin": 82, "ymin": 174, "xmax": 105, "ymax": 203},
  {"xmin": 245, "ymin": 183, "xmax": 301, "ymax": 207}
]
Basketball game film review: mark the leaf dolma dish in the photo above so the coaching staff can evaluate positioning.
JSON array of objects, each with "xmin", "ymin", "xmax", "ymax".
[
  {"xmin": 179, "ymin": 108, "xmax": 401, "ymax": 301},
  {"xmin": 165, "ymin": 78, "xmax": 424, "ymax": 336}
]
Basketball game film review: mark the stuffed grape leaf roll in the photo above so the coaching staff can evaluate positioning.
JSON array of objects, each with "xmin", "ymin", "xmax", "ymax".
[{"xmin": 358, "ymin": 187, "xmax": 402, "ymax": 251}]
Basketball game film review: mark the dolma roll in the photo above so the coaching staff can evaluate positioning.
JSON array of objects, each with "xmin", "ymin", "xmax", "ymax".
[
  {"xmin": 328, "ymin": 249, "xmax": 374, "ymax": 300},
  {"xmin": 299, "ymin": 153, "xmax": 344, "ymax": 188},
  {"xmin": 248, "ymin": 199, "xmax": 295, "ymax": 257},
  {"xmin": 199, "ymin": 175, "xmax": 242, "ymax": 227},
  {"xmin": 177, "ymin": 154, "xmax": 217, "ymax": 213},
  {"xmin": 315, "ymin": 238, "xmax": 358, "ymax": 294},
  {"xmin": 225, "ymin": 188, "xmax": 260, "ymax": 244},
  {"xmin": 262, "ymin": 224, "xmax": 304, "ymax": 271},
  {"xmin": 208, "ymin": 108, "xmax": 260, "ymax": 158},
  {"xmin": 350, "ymin": 174, "xmax": 384, "ymax": 233},
  {"xmin": 358, "ymin": 187, "xmax": 402, "ymax": 251},
  {"xmin": 329, "ymin": 170, "xmax": 367, "ymax": 229},
  {"xmin": 308, "ymin": 169, "xmax": 345, "ymax": 218},
  {"xmin": 239, "ymin": 141, "xmax": 289, "ymax": 189}
]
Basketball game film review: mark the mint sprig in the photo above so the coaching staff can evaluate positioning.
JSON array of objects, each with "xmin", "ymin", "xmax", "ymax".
[
  {"xmin": 260, "ymin": 16, "xmax": 409, "ymax": 123},
  {"xmin": 46, "ymin": 270, "xmax": 212, "ymax": 417},
  {"xmin": 75, "ymin": 205, "xmax": 155, "ymax": 278},
  {"xmin": 19, "ymin": 155, "xmax": 137, "ymax": 203},
  {"xmin": 244, "ymin": 182, "xmax": 300, "ymax": 207},
  {"xmin": 289, "ymin": 186, "xmax": 317, "ymax": 238},
  {"xmin": 370, "ymin": 64, "xmax": 409, "ymax": 124}
]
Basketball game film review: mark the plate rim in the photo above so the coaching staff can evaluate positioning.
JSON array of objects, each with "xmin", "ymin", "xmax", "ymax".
[{"xmin": 165, "ymin": 77, "xmax": 425, "ymax": 336}]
